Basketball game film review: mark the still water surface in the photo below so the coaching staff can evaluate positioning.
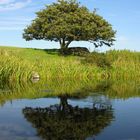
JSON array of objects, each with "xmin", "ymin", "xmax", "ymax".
[{"xmin": 0, "ymin": 80, "xmax": 140, "ymax": 140}]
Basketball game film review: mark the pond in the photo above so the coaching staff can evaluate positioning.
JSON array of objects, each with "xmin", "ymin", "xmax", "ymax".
[{"xmin": 0, "ymin": 79, "xmax": 140, "ymax": 140}]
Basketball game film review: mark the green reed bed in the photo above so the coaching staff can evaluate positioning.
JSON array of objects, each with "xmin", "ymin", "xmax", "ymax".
[
  {"xmin": 84, "ymin": 49, "xmax": 140, "ymax": 80},
  {"xmin": 0, "ymin": 47, "xmax": 101, "ymax": 81},
  {"xmin": 36, "ymin": 58, "xmax": 101, "ymax": 79},
  {"xmin": 108, "ymin": 50, "xmax": 140, "ymax": 79},
  {"xmin": 0, "ymin": 55, "xmax": 35, "ymax": 82},
  {"xmin": 0, "ymin": 47, "xmax": 140, "ymax": 82}
]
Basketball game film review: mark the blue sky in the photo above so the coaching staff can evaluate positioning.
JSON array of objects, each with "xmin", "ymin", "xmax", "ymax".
[{"xmin": 0, "ymin": 0, "xmax": 140, "ymax": 51}]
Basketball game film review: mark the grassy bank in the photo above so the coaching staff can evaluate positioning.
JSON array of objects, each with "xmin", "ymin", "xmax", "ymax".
[{"xmin": 0, "ymin": 46, "xmax": 140, "ymax": 82}]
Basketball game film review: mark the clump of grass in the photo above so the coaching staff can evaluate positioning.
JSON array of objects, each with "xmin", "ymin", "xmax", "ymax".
[
  {"xmin": 0, "ymin": 55, "xmax": 36, "ymax": 82},
  {"xmin": 82, "ymin": 51, "xmax": 111, "ymax": 68},
  {"xmin": 106, "ymin": 50, "xmax": 140, "ymax": 79},
  {"xmin": 82, "ymin": 49, "xmax": 140, "ymax": 79}
]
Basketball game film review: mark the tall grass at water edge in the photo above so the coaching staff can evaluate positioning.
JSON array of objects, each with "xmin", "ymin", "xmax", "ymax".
[
  {"xmin": 106, "ymin": 50, "xmax": 140, "ymax": 79},
  {"xmin": 83, "ymin": 49, "xmax": 140, "ymax": 79},
  {"xmin": 0, "ymin": 47, "xmax": 140, "ymax": 82},
  {"xmin": 0, "ymin": 47, "xmax": 101, "ymax": 82}
]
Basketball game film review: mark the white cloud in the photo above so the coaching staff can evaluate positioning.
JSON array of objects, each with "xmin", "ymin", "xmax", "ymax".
[
  {"xmin": 0, "ymin": 17, "xmax": 33, "ymax": 30},
  {"xmin": 0, "ymin": 0, "xmax": 31, "ymax": 11},
  {"xmin": 0, "ymin": 0, "xmax": 12, "ymax": 4}
]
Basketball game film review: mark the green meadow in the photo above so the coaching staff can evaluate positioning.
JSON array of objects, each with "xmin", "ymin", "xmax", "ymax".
[{"xmin": 0, "ymin": 46, "xmax": 140, "ymax": 83}]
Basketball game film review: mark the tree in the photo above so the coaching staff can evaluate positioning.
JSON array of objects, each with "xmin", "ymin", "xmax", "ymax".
[{"xmin": 23, "ymin": 0, "xmax": 116, "ymax": 50}]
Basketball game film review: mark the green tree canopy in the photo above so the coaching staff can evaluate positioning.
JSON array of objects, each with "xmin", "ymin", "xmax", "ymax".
[{"xmin": 23, "ymin": 0, "xmax": 116, "ymax": 49}]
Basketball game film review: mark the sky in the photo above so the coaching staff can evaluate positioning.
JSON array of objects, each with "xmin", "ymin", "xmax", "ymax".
[{"xmin": 0, "ymin": 0, "xmax": 140, "ymax": 52}]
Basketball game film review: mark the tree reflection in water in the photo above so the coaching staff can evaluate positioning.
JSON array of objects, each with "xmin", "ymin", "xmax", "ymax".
[{"xmin": 23, "ymin": 96, "xmax": 114, "ymax": 140}]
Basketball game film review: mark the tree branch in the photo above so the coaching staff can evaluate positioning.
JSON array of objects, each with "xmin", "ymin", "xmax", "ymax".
[{"xmin": 65, "ymin": 41, "xmax": 72, "ymax": 48}]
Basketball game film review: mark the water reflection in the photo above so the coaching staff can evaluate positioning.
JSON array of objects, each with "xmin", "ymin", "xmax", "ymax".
[
  {"xmin": 23, "ymin": 96, "xmax": 114, "ymax": 140},
  {"xmin": 0, "ymin": 79, "xmax": 139, "ymax": 106},
  {"xmin": 0, "ymin": 79, "xmax": 140, "ymax": 140}
]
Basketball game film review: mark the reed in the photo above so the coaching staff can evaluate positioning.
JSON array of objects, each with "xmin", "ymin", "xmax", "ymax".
[{"xmin": 107, "ymin": 50, "xmax": 140, "ymax": 79}]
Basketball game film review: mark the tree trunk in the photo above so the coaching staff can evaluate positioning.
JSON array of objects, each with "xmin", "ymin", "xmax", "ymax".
[
  {"xmin": 60, "ymin": 96, "xmax": 68, "ymax": 111},
  {"xmin": 60, "ymin": 43, "xmax": 66, "ymax": 49},
  {"xmin": 59, "ymin": 39, "xmax": 72, "ymax": 55}
]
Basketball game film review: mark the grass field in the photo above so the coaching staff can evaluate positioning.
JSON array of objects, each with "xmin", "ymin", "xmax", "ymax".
[{"xmin": 0, "ymin": 46, "xmax": 140, "ymax": 82}]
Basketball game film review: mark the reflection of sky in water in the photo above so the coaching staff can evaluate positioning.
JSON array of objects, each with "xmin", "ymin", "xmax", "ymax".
[
  {"xmin": 0, "ymin": 96, "xmax": 140, "ymax": 140},
  {"xmin": 0, "ymin": 107, "xmax": 40, "ymax": 140},
  {"xmin": 94, "ymin": 98, "xmax": 140, "ymax": 140},
  {"xmin": 68, "ymin": 95, "xmax": 112, "ymax": 108}
]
